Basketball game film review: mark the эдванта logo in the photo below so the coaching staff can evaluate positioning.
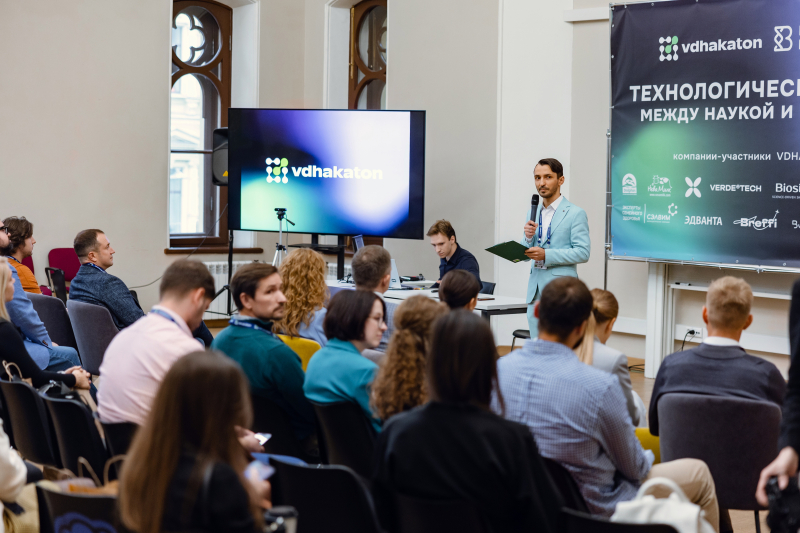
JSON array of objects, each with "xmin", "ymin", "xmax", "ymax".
[
  {"xmin": 659, "ymin": 36, "xmax": 679, "ymax": 61},
  {"xmin": 266, "ymin": 157, "xmax": 289, "ymax": 184}
]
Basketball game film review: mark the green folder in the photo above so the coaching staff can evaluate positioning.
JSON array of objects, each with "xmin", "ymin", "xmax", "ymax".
[{"xmin": 486, "ymin": 241, "xmax": 531, "ymax": 263}]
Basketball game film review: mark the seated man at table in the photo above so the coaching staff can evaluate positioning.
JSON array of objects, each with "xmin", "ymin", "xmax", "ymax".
[
  {"xmin": 69, "ymin": 229, "xmax": 213, "ymax": 346},
  {"xmin": 352, "ymin": 245, "xmax": 396, "ymax": 351},
  {"xmin": 427, "ymin": 220, "xmax": 480, "ymax": 288}
]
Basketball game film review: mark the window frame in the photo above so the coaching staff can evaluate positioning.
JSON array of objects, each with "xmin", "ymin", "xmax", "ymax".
[
  {"xmin": 169, "ymin": 0, "xmax": 232, "ymax": 249},
  {"xmin": 348, "ymin": 0, "xmax": 387, "ymax": 110}
]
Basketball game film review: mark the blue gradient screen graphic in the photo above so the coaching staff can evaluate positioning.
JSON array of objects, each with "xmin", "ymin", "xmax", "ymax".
[{"xmin": 228, "ymin": 109, "xmax": 425, "ymax": 239}]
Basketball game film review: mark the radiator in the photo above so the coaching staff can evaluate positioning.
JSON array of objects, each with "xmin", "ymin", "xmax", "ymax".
[
  {"xmin": 326, "ymin": 263, "xmax": 352, "ymax": 280},
  {"xmin": 203, "ymin": 261, "xmax": 253, "ymax": 319}
]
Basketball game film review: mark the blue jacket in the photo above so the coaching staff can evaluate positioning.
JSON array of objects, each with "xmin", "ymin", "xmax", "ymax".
[
  {"xmin": 303, "ymin": 338, "xmax": 381, "ymax": 432},
  {"xmin": 520, "ymin": 196, "xmax": 591, "ymax": 303},
  {"xmin": 69, "ymin": 263, "xmax": 144, "ymax": 330},
  {"xmin": 6, "ymin": 263, "xmax": 52, "ymax": 368}
]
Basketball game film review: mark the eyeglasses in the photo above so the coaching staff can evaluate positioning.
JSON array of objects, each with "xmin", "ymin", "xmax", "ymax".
[
  {"xmin": 0, "ymin": 227, "xmax": 7, "ymax": 235},
  {"xmin": 369, "ymin": 315, "xmax": 386, "ymax": 326}
]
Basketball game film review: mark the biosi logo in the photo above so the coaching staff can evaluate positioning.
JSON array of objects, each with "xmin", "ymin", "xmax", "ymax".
[
  {"xmin": 659, "ymin": 36, "xmax": 679, "ymax": 61},
  {"xmin": 685, "ymin": 177, "xmax": 702, "ymax": 198},
  {"xmin": 734, "ymin": 210, "xmax": 779, "ymax": 230},
  {"xmin": 266, "ymin": 157, "xmax": 289, "ymax": 184}
]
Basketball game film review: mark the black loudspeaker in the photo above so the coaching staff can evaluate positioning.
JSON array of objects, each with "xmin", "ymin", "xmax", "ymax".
[{"xmin": 212, "ymin": 128, "xmax": 228, "ymax": 186}]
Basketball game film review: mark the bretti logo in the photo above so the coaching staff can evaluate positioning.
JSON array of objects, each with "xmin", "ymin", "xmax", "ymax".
[
  {"xmin": 648, "ymin": 175, "xmax": 672, "ymax": 197},
  {"xmin": 265, "ymin": 156, "xmax": 384, "ymax": 184},
  {"xmin": 622, "ymin": 174, "xmax": 637, "ymax": 195},
  {"xmin": 661, "ymin": 35, "xmax": 763, "ymax": 59},
  {"xmin": 734, "ymin": 210, "xmax": 779, "ymax": 230}
]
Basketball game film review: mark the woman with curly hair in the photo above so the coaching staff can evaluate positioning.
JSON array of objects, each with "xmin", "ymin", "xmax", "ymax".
[
  {"xmin": 275, "ymin": 248, "xmax": 330, "ymax": 346},
  {"xmin": 371, "ymin": 295, "xmax": 448, "ymax": 421}
]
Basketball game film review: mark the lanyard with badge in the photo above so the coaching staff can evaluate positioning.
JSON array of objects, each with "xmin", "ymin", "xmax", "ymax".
[
  {"xmin": 86, "ymin": 263, "xmax": 106, "ymax": 273},
  {"xmin": 534, "ymin": 208, "xmax": 551, "ymax": 270},
  {"xmin": 228, "ymin": 317, "xmax": 278, "ymax": 339},
  {"xmin": 150, "ymin": 309, "xmax": 204, "ymax": 346}
]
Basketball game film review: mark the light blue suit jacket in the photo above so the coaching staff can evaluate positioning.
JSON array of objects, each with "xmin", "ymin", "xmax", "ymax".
[{"xmin": 520, "ymin": 196, "xmax": 591, "ymax": 303}]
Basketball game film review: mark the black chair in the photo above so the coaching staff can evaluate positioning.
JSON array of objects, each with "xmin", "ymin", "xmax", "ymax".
[
  {"xmin": 511, "ymin": 329, "xmax": 530, "ymax": 350},
  {"xmin": 542, "ymin": 457, "xmax": 590, "ymax": 513},
  {"xmin": 479, "ymin": 281, "xmax": 495, "ymax": 295},
  {"xmin": 37, "ymin": 483, "xmax": 120, "ymax": 533},
  {"xmin": 101, "ymin": 421, "xmax": 139, "ymax": 457},
  {"xmin": 45, "ymin": 267, "xmax": 68, "ymax": 305},
  {"xmin": 0, "ymin": 380, "xmax": 61, "ymax": 468},
  {"xmin": 42, "ymin": 396, "xmax": 109, "ymax": 478},
  {"xmin": 394, "ymin": 492, "xmax": 488, "ymax": 533},
  {"xmin": 250, "ymin": 394, "xmax": 314, "ymax": 462},
  {"xmin": 67, "ymin": 300, "xmax": 120, "ymax": 375},
  {"xmin": 559, "ymin": 508, "xmax": 678, "ymax": 533},
  {"xmin": 27, "ymin": 292, "xmax": 80, "ymax": 354},
  {"xmin": 658, "ymin": 393, "xmax": 781, "ymax": 533},
  {"xmin": 311, "ymin": 401, "xmax": 376, "ymax": 479},
  {"xmin": 271, "ymin": 458, "xmax": 382, "ymax": 533}
]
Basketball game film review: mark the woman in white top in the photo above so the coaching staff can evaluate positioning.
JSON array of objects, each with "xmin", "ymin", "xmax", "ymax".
[{"xmin": 575, "ymin": 289, "xmax": 647, "ymax": 427}]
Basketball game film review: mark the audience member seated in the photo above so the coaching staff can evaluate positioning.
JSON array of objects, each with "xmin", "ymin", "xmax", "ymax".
[
  {"xmin": 427, "ymin": 219, "xmax": 481, "ymax": 287},
  {"xmin": 496, "ymin": 277, "xmax": 720, "ymax": 531},
  {"xmin": 649, "ymin": 276, "xmax": 786, "ymax": 436},
  {"xmin": 212, "ymin": 263, "xmax": 317, "ymax": 453},
  {"xmin": 352, "ymin": 245, "xmax": 396, "ymax": 351},
  {"xmin": 438, "ymin": 269, "xmax": 481, "ymax": 311},
  {"xmin": 98, "ymin": 259, "xmax": 214, "ymax": 425},
  {"xmin": 0, "ymin": 217, "xmax": 81, "ymax": 372},
  {"xmin": 371, "ymin": 310, "xmax": 561, "ymax": 533},
  {"xmin": 371, "ymin": 295, "xmax": 447, "ymax": 421},
  {"xmin": 0, "ymin": 419, "xmax": 28, "ymax": 522},
  {"xmin": 69, "ymin": 229, "xmax": 214, "ymax": 345},
  {"xmin": 274, "ymin": 248, "xmax": 329, "ymax": 346},
  {"xmin": 119, "ymin": 352, "xmax": 271, "ymax": 533},
  {"xmin": 0, "ymin": 258, "xmax": 91, "ymax": 389},
  {"xmin": 304, "ymin": 290, "xmax": 386, "ymax": 433},
  {"xmin": 574, "ymin": 288, "xmax": 643, "ymax": 426},
  {"xmin": 1, "ymin": 216, "xmax": 40, "ymax": 294}
]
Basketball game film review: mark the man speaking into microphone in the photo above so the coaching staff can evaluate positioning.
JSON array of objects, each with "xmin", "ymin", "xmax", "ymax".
[{"xmin": 521, "ymin": 158, "xmax": 591, "ymax": 337}]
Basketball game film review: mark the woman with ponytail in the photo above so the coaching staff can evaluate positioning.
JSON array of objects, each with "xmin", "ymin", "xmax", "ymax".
[
  {"xmin": 371, "ymin": 295, "xmax": 448, "ymax": 421},
  {"xmin": 575, "ymin": 288, "xmax": 646, "ymax": 426}
]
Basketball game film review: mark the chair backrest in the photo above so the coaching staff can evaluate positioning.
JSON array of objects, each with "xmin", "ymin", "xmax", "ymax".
[
  {"xmin": 36, "ymin": 484, "xmax": 120, "ymax": 533},
  {"xmin": 250, "ymin": 393, "xmax": 311, "ymax": 462},
  {"xmin": 277, "ymin": 335, "xmax": 321, "ymax": 371},
  {"xmin": 67, "ymin": 300, "xmax": 120, "ymax": 375},
  {"xmin": 394, "ymin": 492, "xmax": 488, "ymax": 533},
  {"xmin": 48, "ymin": 248, "xmax": 81, "ymax": 282},
  {"xmin": 311, "ymin": 401, "xmax": 376, "ymax": 479},
  {"xmin": 542, "ymin": 457, "xmax": 590, "ymax": 513},
  {"xmin": 0, "ymin": 380, "xmax": 61, "ymax": 467},
  {"xmin": 45, "ymin": 268, "xmax": 68, "ymax": 305},
  {"xmin": 479, "ymin": 281, "xmax": 495, "ymax": 295},
  {"xmin": 560, "ymin": 508, "xmax": 678, "ymax": 533},
  {"xmin": 22, "ymin": 255, "xmax": 35, "ymax": 274},
  {"xmin": 658, "ymin": 392, "xmax": 781, "ymax": 510},
  {"xmin": 100, "ymin": 421, "xmax": 139, "ymax": 457},
  {"xmin": 43, "ymin": 396, "xmax": 109, "ymax": 477},
  {"xmin": 271, "ymin": 459, "xmax": 381, "ymax": 533},
  {"xmin": 27, "ymin": 293, "xmax": 80, "ymax": 353}
]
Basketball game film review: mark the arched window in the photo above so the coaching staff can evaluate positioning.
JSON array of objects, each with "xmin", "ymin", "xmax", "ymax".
[
  {"xmin": 170, "ymin": 0, "xmax": 231, "ymax": 248},
  {"xmin": 349, "ymin": 0, "xmax": 387, "ymax": 110}
]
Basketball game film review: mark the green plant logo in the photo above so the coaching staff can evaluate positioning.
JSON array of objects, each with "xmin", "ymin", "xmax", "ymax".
[
  {"xmin": 659, "ymin": 36, "xmax": 679, "ymax": 61},
  {"xmin": 266, "ymin": 157, "xmax": 289, "ymax": 184}
]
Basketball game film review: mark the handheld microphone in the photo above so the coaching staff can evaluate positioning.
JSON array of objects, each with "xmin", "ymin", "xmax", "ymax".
[{"xmin": 530, "ymin": 194, "xmax": 540, "ymax": 222}]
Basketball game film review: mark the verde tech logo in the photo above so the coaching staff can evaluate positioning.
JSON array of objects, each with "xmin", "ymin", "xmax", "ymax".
[
  {"xmin": 266, "ymin": 157, "xmax": 289, "ymax": 184},
  {"xmin": 659, "ymin": 36, "xmax": 679, "ymax": 61}
]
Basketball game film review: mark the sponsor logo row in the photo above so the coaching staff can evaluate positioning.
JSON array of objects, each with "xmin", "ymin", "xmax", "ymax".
[
  {"xmin": 621, "ymin": 174, "xmax": 772, "ymax": 198},
  {"xmin": 621, "ymin": 204, "xmax": 781, "ymax": 230}
]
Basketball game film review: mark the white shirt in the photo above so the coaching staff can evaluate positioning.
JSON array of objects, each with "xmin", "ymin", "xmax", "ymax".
[
  {"xmin": 538, "ymin": 195, "xmax": 564, "ymax": 246},
  {"xmin": 97, "ymin": 305, "xmax": 201, "ymax": 425},
  {"xmin": 702, "ymin": 336, "xmax": 740, "ymax": 347}
]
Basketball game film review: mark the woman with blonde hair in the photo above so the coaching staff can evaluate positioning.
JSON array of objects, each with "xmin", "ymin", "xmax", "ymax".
[
  {"xmin": 119, "ymin": 351, "xmax": 270, "ymax": 533},
  {"xmin": 275, "ymin": 248, "xmax": 329, "ymax": 346},
  {"xmin": 371, "ymin": 295, "xmax": 448, "ymax": 421},
  {"xmin": 575, "ymin": 288, "xmax": 645, "ymax": 426},
  {"xmin": 0, "ymin": 257, "xmax": 91, "ymax": 389}
]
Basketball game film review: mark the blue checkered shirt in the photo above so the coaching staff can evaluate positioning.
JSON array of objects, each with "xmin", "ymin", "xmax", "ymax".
[{"xmin": 495, "ymin": 339, "xmax": 653, "ymax": 516}]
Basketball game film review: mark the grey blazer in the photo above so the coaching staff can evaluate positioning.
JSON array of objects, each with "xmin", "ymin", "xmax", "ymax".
[{"xmin": 591, "ymin": 339, "xmax": 639, "ymax": 426}]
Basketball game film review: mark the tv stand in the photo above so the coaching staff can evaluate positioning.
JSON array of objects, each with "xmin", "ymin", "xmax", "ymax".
[{"xmin": 288, "ymin": 234, "xmax": 347, "ymax": 279}]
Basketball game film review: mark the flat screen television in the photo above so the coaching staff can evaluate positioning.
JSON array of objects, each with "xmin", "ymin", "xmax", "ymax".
[{"xmin": 228, "ymin": 108, "xmax": 426, "ymax": 239}]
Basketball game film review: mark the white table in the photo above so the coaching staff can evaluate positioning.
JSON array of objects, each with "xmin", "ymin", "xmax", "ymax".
[{"xmin": 326, "ymin": 280, "xmax": 528, "ymax": 321}]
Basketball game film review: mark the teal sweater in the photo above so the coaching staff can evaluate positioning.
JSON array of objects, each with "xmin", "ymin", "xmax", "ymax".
[
  {"xmin": 303, "ymin": 338, "xmax": 382, "ymax": 433},
  {"xmin": 211, "ymin": 319, "xmax": 316, "ymax": 440}
]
